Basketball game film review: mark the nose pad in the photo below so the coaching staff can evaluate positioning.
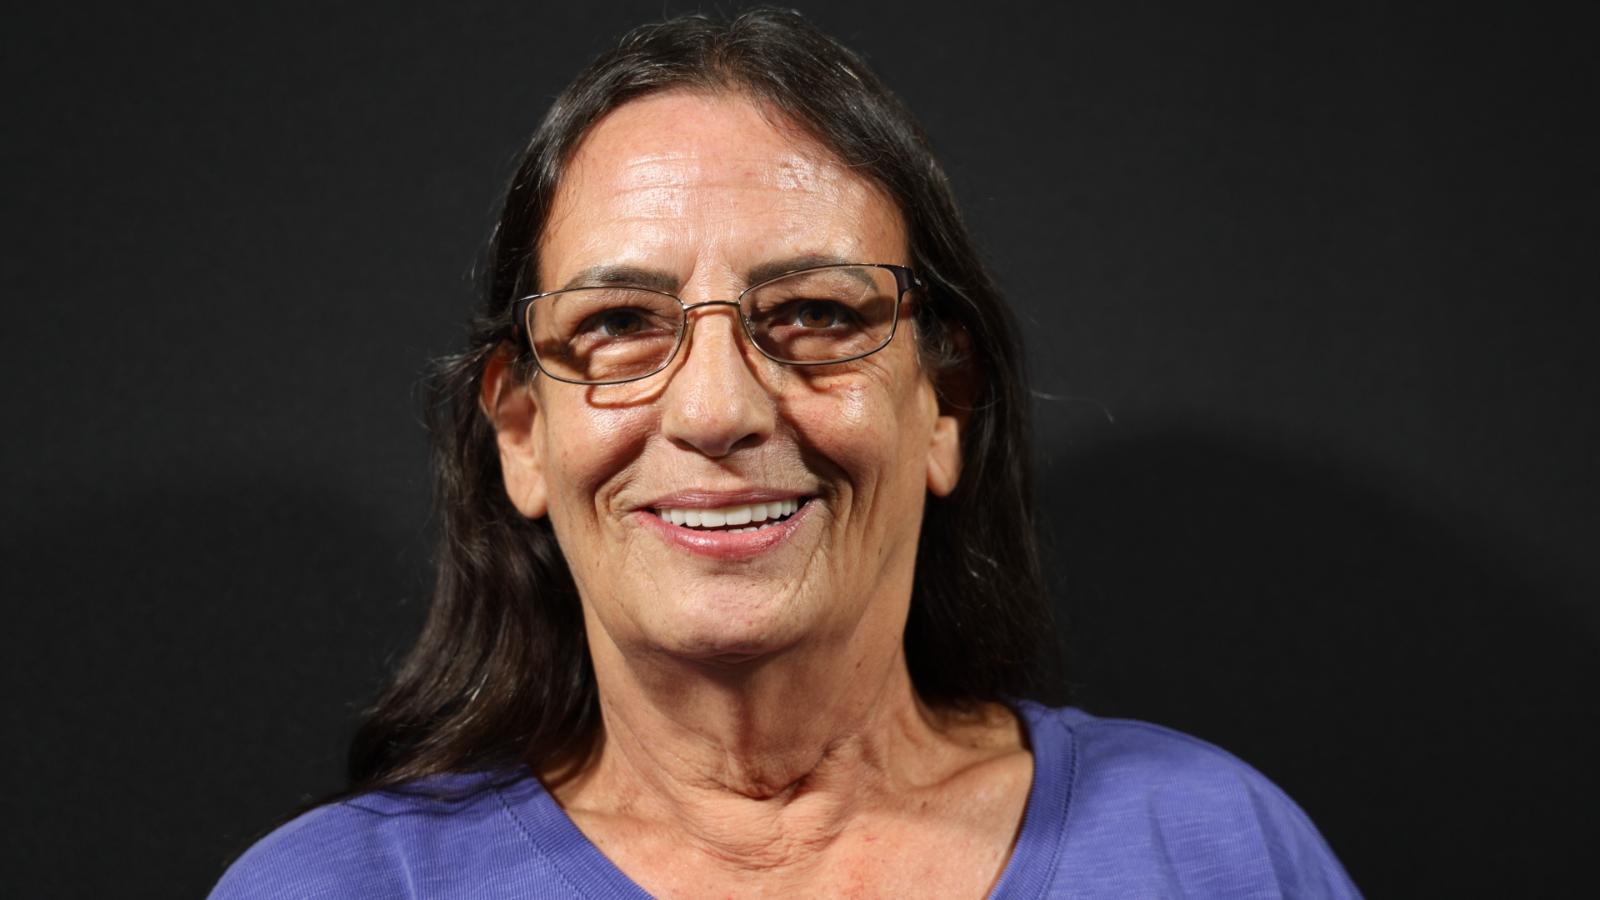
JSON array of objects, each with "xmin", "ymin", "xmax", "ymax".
[{"xmin": 659, "ymin": 302, "xmax": 776, "ymax": 458}]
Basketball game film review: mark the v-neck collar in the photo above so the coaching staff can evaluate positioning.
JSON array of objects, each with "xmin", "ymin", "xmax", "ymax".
[{"xmin": 490, "ymin": 701, "xmax": 1075, "ymax": 899}]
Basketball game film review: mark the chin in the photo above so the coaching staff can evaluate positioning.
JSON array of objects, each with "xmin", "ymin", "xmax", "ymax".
[{"xmin": 644, "ymin": 587, "xmax": 811, "ymax": 663}]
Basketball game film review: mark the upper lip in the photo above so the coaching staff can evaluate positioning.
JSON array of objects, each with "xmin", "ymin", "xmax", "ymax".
[{"xmin": 642, "ymin": 488, "xmax": 811, "ymax": 510}]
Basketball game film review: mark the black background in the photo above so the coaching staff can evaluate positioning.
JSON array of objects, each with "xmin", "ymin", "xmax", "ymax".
[{"xmin": 4, "ymin": 2, "xmax": 1596, "ymax": 897}]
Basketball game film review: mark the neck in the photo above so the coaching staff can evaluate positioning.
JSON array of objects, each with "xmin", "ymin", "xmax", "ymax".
[{"xmin": 553, "ymin": 616, "xmax": 957, "ymax": 867}]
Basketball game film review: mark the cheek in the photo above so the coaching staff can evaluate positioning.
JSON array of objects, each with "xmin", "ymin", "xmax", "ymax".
[
  {"xmin": 542, "ymin": 401, "xmax": 654, "ymax": 514},
  {"xmin": 781, "ymin": 369, "xmax": 931, "ymax": 493}
]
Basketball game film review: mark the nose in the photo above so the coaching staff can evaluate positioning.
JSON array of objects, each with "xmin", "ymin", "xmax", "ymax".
[{"xmin": 659, "ymin": 302, "xmax": 776, "ymax": 458}]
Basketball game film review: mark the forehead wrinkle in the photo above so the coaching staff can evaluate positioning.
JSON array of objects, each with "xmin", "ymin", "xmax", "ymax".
[{"xmin": 605, "ymin": 156, "xmax": 838, "ymax": 213}]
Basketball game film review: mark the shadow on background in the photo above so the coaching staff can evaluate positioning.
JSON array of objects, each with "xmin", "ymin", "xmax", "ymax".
[
  {"xmin": 1039, "ymin": 422, "xmax": 1598, "ymax": 897},
  {"xmin": 2, "ymin": 474, "xmax": 428, "ymax": 898}
]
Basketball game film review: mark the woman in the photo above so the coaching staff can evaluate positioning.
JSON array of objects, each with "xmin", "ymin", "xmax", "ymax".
[{"xmin": 214, "ymin": 10, "xmax": 1358, "ymax": 898}]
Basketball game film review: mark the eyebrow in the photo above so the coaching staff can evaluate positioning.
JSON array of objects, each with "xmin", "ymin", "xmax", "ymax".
[
  {"xmin": 559, "ymin": 265, "xmax": 679, "ymax": 293},
  {"xmin": 744, "ymin": 253, "xmax": 855, "ymax": 287},
  {"xmin": 557, "ymin": 253, "xmax": 861, "ymax": 295}
]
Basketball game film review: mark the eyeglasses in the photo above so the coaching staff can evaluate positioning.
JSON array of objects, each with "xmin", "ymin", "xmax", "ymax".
[{"xmin": 511, "ymin": 263, "xmax": 920, "ymax": 385}]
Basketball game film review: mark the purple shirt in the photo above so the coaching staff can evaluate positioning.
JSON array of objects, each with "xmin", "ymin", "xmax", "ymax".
[{"xmin": 212, "ymin": 703, "xmax": 1360, "ymax": 898}]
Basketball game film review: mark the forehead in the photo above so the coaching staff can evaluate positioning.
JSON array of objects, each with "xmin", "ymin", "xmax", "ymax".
[{"xmin": 537, "ymin": 90, "xmax": 907, "ymax": 290}]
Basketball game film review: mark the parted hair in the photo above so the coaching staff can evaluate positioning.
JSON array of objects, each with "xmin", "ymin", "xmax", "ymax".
[{"xmin": 346, "ymin": 7, "xmax": 1054, "ymax": 792}]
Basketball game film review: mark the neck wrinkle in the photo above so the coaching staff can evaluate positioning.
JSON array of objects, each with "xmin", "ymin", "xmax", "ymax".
[{"xmin": 556, "ymin": 631, "xmax": 946, "ymax": 871}]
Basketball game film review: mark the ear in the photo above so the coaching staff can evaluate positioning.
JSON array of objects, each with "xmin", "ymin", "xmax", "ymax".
[
  {"xmin": 926, "ymin": 408, "xmax": 963, "ymax": 498},
  {"xmin": 480, "ymin": 344, "xmax": 548, "ymax": 519},
  {"xmin": 925, "ymin": 329, "xmax": 978, "ymax": 499}
]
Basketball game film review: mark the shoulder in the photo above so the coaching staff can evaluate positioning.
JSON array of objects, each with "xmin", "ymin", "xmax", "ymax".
[
  {"xmin": 1037, "ymin": 705, "xmax": 1288, "ymax": 798},
  {"xmin": 1015, "ymin": 703, "xmax": 1361, "ymax": 898},
  {"xmin": 208, "ymin": 772, "xmax": 534, "ymax": 900},
  {"xmin": 1021, "ymin": 703, "xmax": 1312, "ymax": 818}
]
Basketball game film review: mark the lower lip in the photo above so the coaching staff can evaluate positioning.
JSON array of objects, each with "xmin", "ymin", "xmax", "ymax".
[{"xmin": 635, "ymin": 501, "xmax": 813, "ymax": 560}]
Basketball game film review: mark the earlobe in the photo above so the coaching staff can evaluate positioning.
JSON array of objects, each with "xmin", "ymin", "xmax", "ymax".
[
  {"xmin": 480, "ymin": 346, "xmax": 548, "ymax": 519},
  {"xmin": 926, "ymin": 411, "xmax": 963, "ymax": 497}
]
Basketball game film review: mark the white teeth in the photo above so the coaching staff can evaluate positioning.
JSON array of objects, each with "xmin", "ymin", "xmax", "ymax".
[{"xmin": 655, "ymin": 498, "xmax": 806, "ymax": 530}]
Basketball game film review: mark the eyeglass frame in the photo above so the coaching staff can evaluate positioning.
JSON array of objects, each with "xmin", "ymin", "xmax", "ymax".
[{"xmin": 509, "ymin": 262, "xmax": 924, "ymax": 386}]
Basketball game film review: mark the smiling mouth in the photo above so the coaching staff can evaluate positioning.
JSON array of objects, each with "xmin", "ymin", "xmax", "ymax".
[{"xmin": 652, "ymin": 498, "xmax": 808, "ymax": 533}]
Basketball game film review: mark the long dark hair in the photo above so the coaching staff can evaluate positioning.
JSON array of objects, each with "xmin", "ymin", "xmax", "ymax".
[{"xmin": 347, "ymin": 8, "xmax": 1054, "ymax": 793}]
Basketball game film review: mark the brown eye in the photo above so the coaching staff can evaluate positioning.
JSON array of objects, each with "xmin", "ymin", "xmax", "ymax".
[
  {"xmin": 794, "ymin": 300, "xmax": 845, "ymax": 328},
  {"xmin": 580, "ymin": 308, "xmax": 648, "ymax": 337}
]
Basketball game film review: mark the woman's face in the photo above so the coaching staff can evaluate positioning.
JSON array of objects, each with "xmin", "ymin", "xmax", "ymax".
[{"xmin": 491, "ymin": 91, "xmax": 963, "ymax": 663}]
